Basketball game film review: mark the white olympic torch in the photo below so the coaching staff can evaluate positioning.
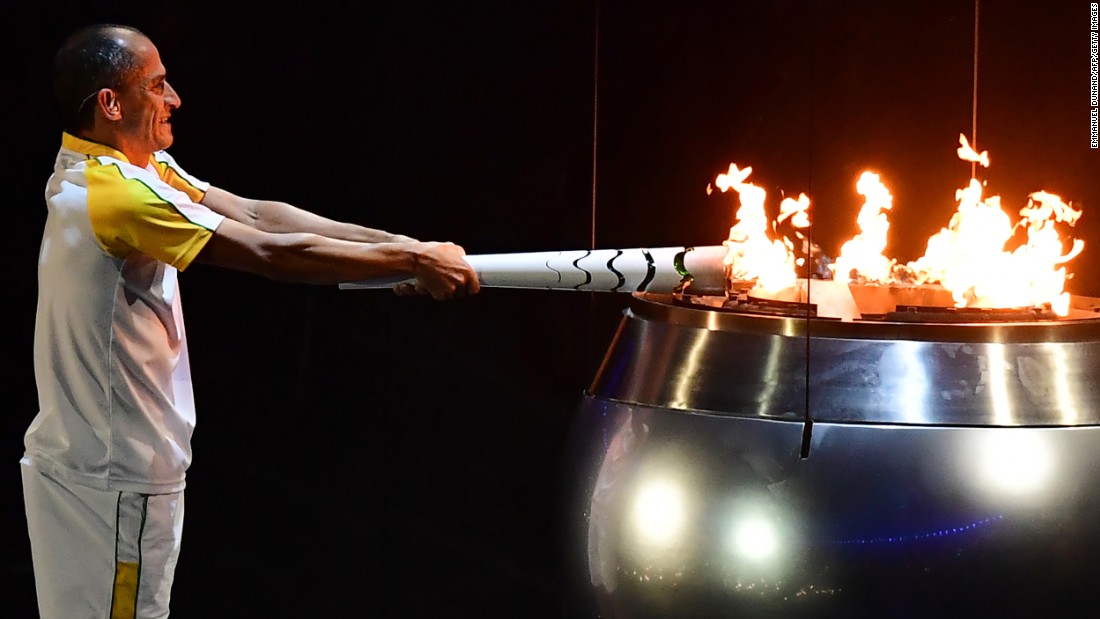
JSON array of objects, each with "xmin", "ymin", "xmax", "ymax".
[{"xmin": 338, "ymin": 245, "xmax": 729, "ymax": 294}]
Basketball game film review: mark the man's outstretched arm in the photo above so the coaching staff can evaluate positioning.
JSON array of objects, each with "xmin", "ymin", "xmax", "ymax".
[
  {"xmin": 193, "ymin": 201, "xmax": 479, "ymax": 300},
  {"xmin": 201, "ymin": 186, "xmax": 415, "ymax": 243}
]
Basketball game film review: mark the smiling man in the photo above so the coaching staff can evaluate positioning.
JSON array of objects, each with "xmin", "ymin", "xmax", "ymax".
[{"xmin": 20, "ymin": 23, "xmax": 479, "ymax": 619}]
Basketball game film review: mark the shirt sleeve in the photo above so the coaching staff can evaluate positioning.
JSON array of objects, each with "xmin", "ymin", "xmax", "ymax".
[
  {"xmin": 151, "ymin": 150, "xmax": 210, "ymax": 203},
  {"xmin": 85, "ymin": 160, "xmax": 225, "ymax": 271}
]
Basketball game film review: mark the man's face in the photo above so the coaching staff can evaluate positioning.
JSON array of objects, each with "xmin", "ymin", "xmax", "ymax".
[{"xmin": 115, "ymin": 35, "xmax": 180, "ymax": 159}]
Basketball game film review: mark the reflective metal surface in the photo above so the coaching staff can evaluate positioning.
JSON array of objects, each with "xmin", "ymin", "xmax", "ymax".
[
  {"xmin": 567, "ymin": 399, "xmax": 1100, "ymax": 618},
  {"xmin": 569, "ymin": 292, "xmax": 1100, "ymax": 617},
  {"xmin": 590, "ymin": 292, "xmax": 1100, "ymax": 425}
]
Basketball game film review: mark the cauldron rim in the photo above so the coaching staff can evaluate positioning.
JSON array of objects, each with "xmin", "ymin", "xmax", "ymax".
[{"xmin": 629, "ymin": 291, "xmax": 1100, "ymax": 344}]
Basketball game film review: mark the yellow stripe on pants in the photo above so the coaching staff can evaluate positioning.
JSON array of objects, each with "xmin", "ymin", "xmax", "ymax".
[{"xmin": 111, "ymin": 560, "xmax": 140, "ymax": 619}]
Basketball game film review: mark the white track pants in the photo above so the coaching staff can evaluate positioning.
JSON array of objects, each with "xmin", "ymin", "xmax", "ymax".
[{"xmin": 21, "ymin": 462, "xmax": 185, "ymax": 619}]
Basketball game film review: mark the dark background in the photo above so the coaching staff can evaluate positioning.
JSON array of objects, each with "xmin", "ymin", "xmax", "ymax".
[{"xmin": 2, "ymin": 1, "xmax": 1097, "ymax": 617}]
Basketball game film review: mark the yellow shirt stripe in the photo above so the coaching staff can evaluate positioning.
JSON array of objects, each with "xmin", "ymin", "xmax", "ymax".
[{"xmin": 86, "ymin": 161, "xmax": 215, "ymax": 270}]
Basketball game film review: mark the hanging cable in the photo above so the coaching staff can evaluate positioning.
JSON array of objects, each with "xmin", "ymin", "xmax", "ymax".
[
  {"xmin": 800, "ymin": 0, "xmax": 820, "ymax": 460},
  {"xmin": 972, "ymin": 0, "xmax": 980, "ymax": 179},
  {"xmin": 591, "ymin": 0, "xmax": 600, "ymax": 251},
  {"xmin": 587, "ymin": 0, "xmax": 602, "ymax": 379}
]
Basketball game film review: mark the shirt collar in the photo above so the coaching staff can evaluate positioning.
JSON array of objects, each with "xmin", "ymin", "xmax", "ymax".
[{"xmin": 61, "ymin": 132, "xmax": 131, "ymax": 164}]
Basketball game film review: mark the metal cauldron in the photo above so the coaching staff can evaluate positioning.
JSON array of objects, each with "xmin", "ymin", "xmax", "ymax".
[{"xmin": 565, "ymin": 290, "xmax": 1100, "ymax": 618}]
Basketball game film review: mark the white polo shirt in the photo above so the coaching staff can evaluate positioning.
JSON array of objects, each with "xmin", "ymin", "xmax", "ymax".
[{"xmin": 24, "ymin": 132, "xmax": 225, "ymax": 494}]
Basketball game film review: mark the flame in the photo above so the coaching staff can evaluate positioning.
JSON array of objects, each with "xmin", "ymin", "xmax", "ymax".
[
  {"xmin": 905, "ymin": 178, "xmax": 1020, "ymax": 308},
  {"xmin": 831, "ymin": 172, "xmax": 897, "ymax": 284},
  {"xmin": 899, "ymin": 140, "xmax": 1082, "ymax": 316},
  {"xmin": 714, "ymin": 164, "xmax": 806, "ymax": 292},
  {"xmin": 713, "ymin": 133, "xmax": 1084, "ymax": 316},
  {"xmin": 778, "ymin": 193, "xmax": 811, "ymax": 228},
  {"xmin": 956, "ymin": 133, "xmax": 990, "ymax": 167}
]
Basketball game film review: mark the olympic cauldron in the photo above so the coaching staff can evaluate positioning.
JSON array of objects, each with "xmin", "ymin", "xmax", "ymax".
[
  {"xmin": 343, "ymin": 246, "xmax": 1100, "ymax": 617},
  {"xmin": 570, "ymin": 279, "xmax": 1100, "ymax": 618}
]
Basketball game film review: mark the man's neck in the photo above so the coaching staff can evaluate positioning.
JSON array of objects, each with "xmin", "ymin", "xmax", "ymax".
[{"xmin": 79, "ymin": 128, "xmax": 150, "ymax": 167}]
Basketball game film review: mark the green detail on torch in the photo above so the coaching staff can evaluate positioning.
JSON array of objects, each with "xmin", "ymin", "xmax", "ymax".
[
  {"xmin": 673, "ymin": 247, "xmax": 695, "ymax": 294},
  {"xmin": 674, "ymin": 247, "xmax": 694, "ymax": 277}
]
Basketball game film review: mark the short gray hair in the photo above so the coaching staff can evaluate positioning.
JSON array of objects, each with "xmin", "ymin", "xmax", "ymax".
[{"xmin": 53, "ymin": 24, "xmax": 147, "ymax": 133}]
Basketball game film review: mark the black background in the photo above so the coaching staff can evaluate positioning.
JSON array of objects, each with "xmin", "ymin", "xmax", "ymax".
[{"xmin": 2, "ymin": 1, "xmax": 1097, "ymax": 617}]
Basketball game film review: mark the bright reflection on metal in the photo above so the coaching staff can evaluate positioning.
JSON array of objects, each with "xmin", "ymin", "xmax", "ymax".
[
  {"xmin": 671, "ymin": 331, "xmax": 707, "ymax": 409},
  {"xmin": 985, "ymin": 344, "xmax": 1014, "ymax": 425},
  {"xmin": 731, "ymin": 516, "xmax": 779, "ymax": 560},
  {"xmin": 705, "ymin": 311, "xmax": 722, "ymax": 332},
  {"xmin": 975, "ymin": 430, "xmax": 1054, "ymax": 497},
  {"xmin": 1045, "ymin": 343, "xmax": 1079, "ymax": 424},
  {"xmin": 717, "ymin": 503, "xmax": 791, "ymax": 589},
  {"xmin": 630, "ymin": 478, "xmax": 687, "ymax": 547},
  {"xmin": 756, "ymin": 338, "xmax": 783, "ymax": 417},
  {"xmin": 885, "ymin": 341, "xmax": 930, "ymax": 424},
  {"xmin": 779, "ymin": 320, "xmax": 800, "ymax": 337}
]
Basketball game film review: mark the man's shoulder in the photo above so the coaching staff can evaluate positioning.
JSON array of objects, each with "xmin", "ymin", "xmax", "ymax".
[
  {"xmin": 59, "ymin": 132, "xmax": 126, "ymax": 163},
  {"xmin": 150, "ymin": 150, "xmax": 210, "ymax": 198}
]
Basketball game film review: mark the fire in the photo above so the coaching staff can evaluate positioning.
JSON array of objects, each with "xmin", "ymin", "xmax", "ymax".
[
  {"xmin": 956, "ymin": 133, "xmax": 990, "ymax": 168},
  {"xmin": 714, "ymin": 133, "xmax": 1084, "ymax": 316},
  {"xmin": 831, "ymin": 172, "xmax": 897, "ymax": 285},
  {"xmin": 712, "ymin": 164, "xmax": 809, "ymax": 292}
]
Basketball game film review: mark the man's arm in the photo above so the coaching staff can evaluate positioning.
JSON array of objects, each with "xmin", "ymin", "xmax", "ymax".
[
  {"xmin": 201, "ymin": 186, "xmax": 415, "ymax": 243},
  {"xmin": 192, "ymin": 190, "xmax": 478, "ymax": 300}
]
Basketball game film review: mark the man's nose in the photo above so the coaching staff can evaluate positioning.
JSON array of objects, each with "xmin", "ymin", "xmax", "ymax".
[{"xmin": 165, "ymin": 80, "xmax": 181, "ymax": 108}]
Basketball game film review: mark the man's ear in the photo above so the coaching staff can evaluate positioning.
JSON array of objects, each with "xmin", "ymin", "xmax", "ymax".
[{"xmin": 97, "ymin": 89, "xmax": 122, "ymax": 121}]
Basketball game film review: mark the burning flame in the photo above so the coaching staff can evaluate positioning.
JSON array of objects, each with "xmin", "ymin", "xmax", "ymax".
[
  {"xmin": 713, "ymin": 133, "xmax": 1084, "ymax": 316},
  {"xmin": 712, "ymin": 164, "xmax": 809, "ymax": 292},
  {"xmin": 956, "ymin": 133, "xmax": 990, "ymax": 168},
  {"xmin": 831, "ymin": 172, "xmax": 897, "ymax": 284}
]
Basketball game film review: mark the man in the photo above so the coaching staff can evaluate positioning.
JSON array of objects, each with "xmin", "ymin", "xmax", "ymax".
[{"xmin": 21, "ymin": 23, "xmax": 480, "ymax": 619}]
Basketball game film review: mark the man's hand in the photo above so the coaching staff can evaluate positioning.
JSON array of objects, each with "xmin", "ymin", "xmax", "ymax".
[{"xmin": 395, "ymin": 242, "xmax": 480, "ymax": 300}]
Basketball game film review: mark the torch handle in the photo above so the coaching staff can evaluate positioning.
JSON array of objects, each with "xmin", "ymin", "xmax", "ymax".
[{"xmin": 338, "ymin": 245, "xmax": 728, "ymax": 294}]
